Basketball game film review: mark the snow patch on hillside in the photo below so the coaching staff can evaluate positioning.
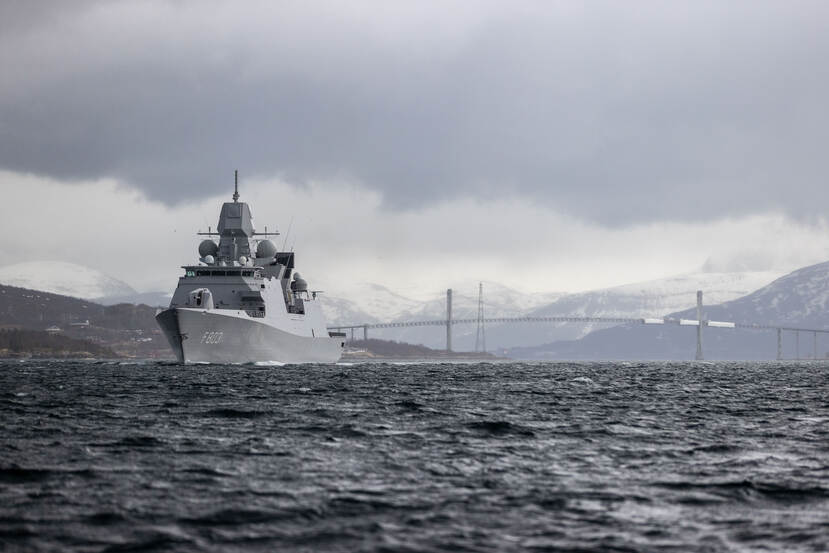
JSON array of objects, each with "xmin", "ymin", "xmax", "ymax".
[
  {"xmin": 723, "ymin": 261, "xmax": 829, "ymax": 323},
  {"xmin": 0, "ymin": 261, "xmax": 137, "ymax": 300},
  {"xmin": 322, "ymin": 280, "xmax": 564, "ymax": 327},
  {"xmin": 320, "ymin": 282, "xmax": 423, "ymax": 325},
  {"xmin": 321, "ymin": 272, "xmax": 784, "ymax": 349},
  {"xmin": 477, "ymin": 270, "xmax": 785, "ymax": 350},
  {"xmin": 510, "ymin": 261, "xmax": 829, "ymax": 360}
]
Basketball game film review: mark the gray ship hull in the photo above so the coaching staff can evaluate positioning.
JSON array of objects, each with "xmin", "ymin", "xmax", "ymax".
[{"xmin": 156, "ymin": 308, "xmax": 344, "ymax": 364}]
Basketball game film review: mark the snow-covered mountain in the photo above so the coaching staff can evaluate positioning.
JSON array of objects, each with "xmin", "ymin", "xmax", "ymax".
[
  {"xmin": 383, "ymin": 285, "xmax": 564, "ymax": 350},
  {"xmin": 96, "ymin": 291, "xmax": 172, "ymax": 307},
  {"xmin": 319, "ymin": 282, "xmax": 424, "ymax": 325},
  {"xmin": 510, "ymin": 261, "xmax": 829, "ymax": 360},
  {"xmin": 322, "ymin": 281, "xmax": 564, "ymax": 349},
  {"xmin": 483, "ymin": 270, "xmax": 783, "ymax": 349},
  {"xmin": 321, "ymin": 281, "xmax": 555, "ymax": 326},
  {"xmin": 393, "ymin": 281, "xmax": 562, "ymax": 322},
  {"xmin": 715, "ymin": 262, "xmax": 829, "ymax": 325},
  {"xmin": 0, "ymin": 261, "xmax": 138, "ymax": 301},
  {"xmin": 321, "ymin": 272, "xmax": 783, "ymax": 350},
  {"xmin": 0, "ymin": 261, "xmax": 172, "ymax": 306}
]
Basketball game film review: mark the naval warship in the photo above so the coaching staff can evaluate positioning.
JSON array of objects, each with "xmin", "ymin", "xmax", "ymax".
[{"xmin": 156, "ymin": 174, "xmax": 345, "ymax": 364}]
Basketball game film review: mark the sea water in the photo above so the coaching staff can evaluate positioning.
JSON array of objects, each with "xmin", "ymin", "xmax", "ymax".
[{"xmin": 1, "ymin": 361, "xmax": 827, "ymax": 552}]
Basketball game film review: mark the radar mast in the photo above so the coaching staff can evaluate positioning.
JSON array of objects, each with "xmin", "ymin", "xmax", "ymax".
[{"xmin": 233, "ymin": 169, "xmax": 240, "ymax": 202}]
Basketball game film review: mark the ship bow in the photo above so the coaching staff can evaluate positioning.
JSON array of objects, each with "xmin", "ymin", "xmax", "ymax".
[{"xmin": 155, "ymin": 308, "xmax": 185, "ymax": 363}]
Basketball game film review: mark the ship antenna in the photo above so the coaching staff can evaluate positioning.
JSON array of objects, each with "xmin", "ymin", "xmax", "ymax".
[
  {"xmin": 233, "ymin": 170, "xmax": 239, "ymax": 202},
  {"xmin": 281, "ymin": 216, "xmax": 294, "ymax": 251}
]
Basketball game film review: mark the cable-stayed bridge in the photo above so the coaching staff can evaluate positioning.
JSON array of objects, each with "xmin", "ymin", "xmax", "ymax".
[{"xmin": 328, "ymin": 289, "xmax": 829, "ymax": 360}]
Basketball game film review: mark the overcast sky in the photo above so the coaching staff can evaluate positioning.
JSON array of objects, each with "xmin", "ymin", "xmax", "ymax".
[{"xmin": 2, "ymin": 1, "xmax": 829, "ymax": 296}]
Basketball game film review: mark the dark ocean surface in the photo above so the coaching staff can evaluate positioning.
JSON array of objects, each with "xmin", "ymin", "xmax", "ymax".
[{"xmin": 1, "ymin": 360, "xmax": 827, "ymax": 552}]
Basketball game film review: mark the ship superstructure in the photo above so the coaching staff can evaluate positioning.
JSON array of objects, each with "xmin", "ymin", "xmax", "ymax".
[{"xmin": 156, "ymin": 173, "xmax": 344, "ymax": 363}]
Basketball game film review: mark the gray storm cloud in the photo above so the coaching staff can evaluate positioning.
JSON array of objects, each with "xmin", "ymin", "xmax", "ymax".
[{"xmin": 1, "ymin": 0, "xmax": 828, "ymax": 224}]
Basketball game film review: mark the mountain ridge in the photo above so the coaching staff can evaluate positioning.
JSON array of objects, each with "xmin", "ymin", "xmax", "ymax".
[
  {"xmin": 0, "ymin": 261, "xmax": 137, "ymax": 300},
  {"xmin": 324, "ymin": 270, "xmax": 782, "ymax": 350},
  {"xmin": 509, "ymin": 261, "xmax": 829, "ymax": 360}
]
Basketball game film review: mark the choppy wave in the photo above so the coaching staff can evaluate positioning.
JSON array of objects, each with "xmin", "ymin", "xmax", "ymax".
[{"xmin": 0, "ymin": 360, "xmax": 827, "ymax": 552}]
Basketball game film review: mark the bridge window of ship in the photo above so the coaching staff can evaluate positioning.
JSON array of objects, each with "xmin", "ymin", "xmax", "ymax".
[
  {"xmin": 196, "ymin": 270, "xmax": 210, "ymax": 276},
  {"xmin": 185, "ymin": 270, "xmax": 196, "ymax": 277}
]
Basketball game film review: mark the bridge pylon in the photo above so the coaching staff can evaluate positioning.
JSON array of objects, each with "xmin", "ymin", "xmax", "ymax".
[
  {"xmin": 777, "ymin": 328, "xmax": 782, "ymax": 361},
  {"xmin": 475, "ymin": 282, "xmax": 486, "ymax": 352},
  {"xmin": 446, "ymin": 289, "xmax": 453, "ymax": 352},
  {"xmin": 695, "ymin": 290, "xmax": 704, "ymax": 361}
]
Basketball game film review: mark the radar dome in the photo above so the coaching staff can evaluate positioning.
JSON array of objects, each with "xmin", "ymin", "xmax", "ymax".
[
  {"xmin": 198, "ymin": 240, "xmax": 218, "ymax": 258},
  {"xmin": 256, "ymin": 239, "xmax": 277, "ymax": 259},
  {"xmin": 203, "ymin": 255, "xmax": 215, "ymax": 264},
  {"xmin": 293, "ymin": 274, "xmax": 308, "ymax": 292}
]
